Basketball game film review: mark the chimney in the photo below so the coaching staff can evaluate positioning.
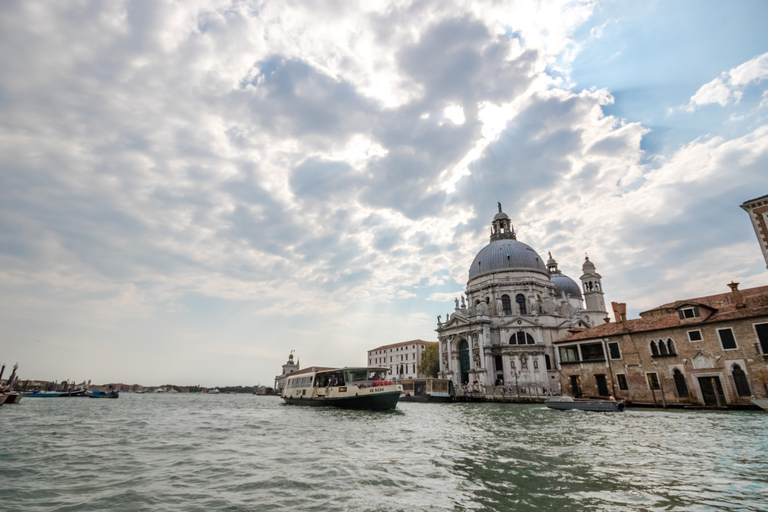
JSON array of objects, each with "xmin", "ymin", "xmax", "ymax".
[
  {"xmin": 611, "ymin": 302, "xmax": 628, "ymax": 328},
  {"xmin": 727, "ymin": 282, "xmax": 746, "ymax": 308}
]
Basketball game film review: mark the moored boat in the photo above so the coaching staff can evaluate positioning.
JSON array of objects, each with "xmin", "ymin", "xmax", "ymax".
[
  {"xmin": 546, "ymin": 395, "xmax": 625, "ymax": 412},
  {"xmin": 282, "ymin": 367, "xmax": 402, "ymax": 411},
  {"xmin": 752, "ymin": 398, "xmax": 768, "ymax": 411},
  {"xmin": 4, "ymin": 392, "xmax": 22, "ymax": 404},
  {"xmin": 399, "ymin": 378, "xmax": 453, "ymax": 403},
  {"xmin": 0, "ymin": 394, "xmax": 7, "ymax": 406},
  {"xmin": 24, "ymin": 390, "xmax": 64, "ymax": 398}
]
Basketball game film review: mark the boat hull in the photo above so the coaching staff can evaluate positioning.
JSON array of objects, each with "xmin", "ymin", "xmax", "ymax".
[
  {"xmin": 283, "ymin": 390, "xmax": 401, "ymax": 411},
  {"xmin": 4, "ymin": 393, "xmax": 22, "ymax": 404},
  {"xmin": 546, "ymin": 398, "xmax": 625, "ymax": 412},
  {"xmin": 752, "ymin": 398, "xmax": 768, "ymax": 411},
  {"xmin": 0, "ymin": 394, "xmax": 7, "ymax": 406},
  {"xmin": 399, "ymin": 394, "xmax": 452, "ymax": 403}
]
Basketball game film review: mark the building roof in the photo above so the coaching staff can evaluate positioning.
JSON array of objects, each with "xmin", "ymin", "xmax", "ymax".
[
  {"xmin": 280, "ymin": 366, "xmax": 335, "ymax": 377},
  {"xmin": 557, "ymin": 284, "xmax": 768, "ymax": 343},
  {"xmin": 368, "ymin": 339, "xmax": 435, "ymax": 352},
  {"xmin": 741, "ymin": 193, "xmax": 768, "ymax": 207}
]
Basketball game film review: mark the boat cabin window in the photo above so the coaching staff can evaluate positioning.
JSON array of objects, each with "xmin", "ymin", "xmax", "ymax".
[
  {"xmin": 345, "ymin": 369, "xmax": 368, "ymax": 383},
  {"xmin": 368, "ymin": 370, "xmax": 386, "ymax": 380}
]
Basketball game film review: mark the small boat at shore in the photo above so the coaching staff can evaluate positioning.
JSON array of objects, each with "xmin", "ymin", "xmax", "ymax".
[
  {"xmin": 546, "ymin": 395, "xmax": 625, "ymax": 412},
  {"xmin": 282, "ymin": 367, "xmax": 402, "ymax": 411},
  {"xmin": 24, "ymin": 390, "xmax": 64, "ymax": 397},
  {"xmin": 752, "ymin": 398, "xmax": 768, "ymax": 411},
  {"xmin": 399, "ymin": 378, "xmax": 453, "ymax": 403}
]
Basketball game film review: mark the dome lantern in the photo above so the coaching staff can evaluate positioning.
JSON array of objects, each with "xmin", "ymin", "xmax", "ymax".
[{"xmin": 490, "ymin": 202, "xmax": 516, "ymax": 241}]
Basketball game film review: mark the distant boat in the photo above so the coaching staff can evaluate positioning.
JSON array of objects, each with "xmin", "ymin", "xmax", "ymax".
[
  {"xmin": 57, "ymin": 388, "xmax": 86, "ymax": 397},
  {"xmin": 85, "ymin": 390, "xmax": 119, "ymax": 399},
  {"xmin": 753, "ymin": 398, "xmax": 768, "ymax": 411},
  {"xmin": 24, "ymin": 388, "xmax": 86, "ymax": 398},
  {"xmin": 281, "ymin": 367, "xmax": 402, "ymax": 411},
  {"xmin": 208, "ymin": 389, "xmax": 220, "ymax": 394},
  {"xmin": 24, "ymin": 390, "xmax": 64, "ymax": 398},
  {"xmin": 545, "ymin": 395, "xmax": 625, "ymax": 412}
]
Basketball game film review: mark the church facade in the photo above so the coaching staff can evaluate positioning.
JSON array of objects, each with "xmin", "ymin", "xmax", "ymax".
[{"xmin": 436, "ymin": 205, "xmax": 608, "ymax": 392}]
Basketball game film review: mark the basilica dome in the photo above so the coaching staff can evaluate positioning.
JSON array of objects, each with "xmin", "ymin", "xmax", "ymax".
[{"xmin": 468, "ymin": 239, "xmax": 549, "ymax": 281}]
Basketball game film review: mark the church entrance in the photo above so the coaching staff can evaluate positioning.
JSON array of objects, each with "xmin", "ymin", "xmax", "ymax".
[
  {"xmin": 458, "ymin": 340, "xmax": 470, "ymax": 384},
  {"xmin": 697, "ymin": 376, "xmax": 726, "ymax": 407}
]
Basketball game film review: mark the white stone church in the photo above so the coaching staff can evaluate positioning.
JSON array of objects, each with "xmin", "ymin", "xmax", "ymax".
[{"xmin": 436, "ymin": 204, "xmax": 609, "ymax": 392}]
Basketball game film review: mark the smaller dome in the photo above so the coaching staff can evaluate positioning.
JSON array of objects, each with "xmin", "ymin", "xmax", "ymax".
[
  {"xmin": 493, "ymin": 211, "xmax": 509, "ymax": 221},
  {"xmin": 552, "ymin": 273, "xmax": 583, "ymax": 300}
]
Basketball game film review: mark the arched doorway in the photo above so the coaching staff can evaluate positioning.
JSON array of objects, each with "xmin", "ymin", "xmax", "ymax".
[
  {"xmin": 458, "ymin": 340, "xmax": 470, "ymax": 385},
  {"xmin": 732, "ymin": 364, "xmax": 751, "ymax": 396},
  {"xmin": 673, "ymin": 369, "xmax": 689, "ymax": 398}
]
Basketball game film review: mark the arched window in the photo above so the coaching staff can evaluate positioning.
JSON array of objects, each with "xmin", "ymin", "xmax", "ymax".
[
  {"xmin": 658, "ymin": 340, "xmax": 668, "ymax": 356},
  {"xmin": 650, "ymin": 341, "xmax": 659, "ymax": 356},
  {"xmin": 732, "ymin": 364, "xmax": 751, "ymax": 397},
  {"xmin": 545, "ymin": 354, "xmax": 551, "ymax": 370},
  {"xmin": 501, "ymin": 295, "xmax": 511, "ymax": 314},
  {"xmin": 509, "ymin": 331, "xmax": 535, "ymax": 345},
  {"xmin": 516, "ymin": 294, "xmax": 527, "ymax": 315},
  {"xmin": 667, "ymin": 339, "xmax": 675, "ymax": 355}
]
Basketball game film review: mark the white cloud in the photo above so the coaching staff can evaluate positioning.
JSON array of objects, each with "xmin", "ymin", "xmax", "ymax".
[{"xmin": 686, "ymin": 52, "xmax": 768, "ymax": 111}]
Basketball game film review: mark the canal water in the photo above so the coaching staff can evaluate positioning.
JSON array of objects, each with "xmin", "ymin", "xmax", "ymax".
[{"xmin": 1, "ymin": 394, "xmax": 766, "ymax": 511}]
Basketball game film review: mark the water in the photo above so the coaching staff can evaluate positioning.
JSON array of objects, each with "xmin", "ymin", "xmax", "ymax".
[{"xmin": 1, "ymin": 395, "xmax": 767, "ymax": 511}]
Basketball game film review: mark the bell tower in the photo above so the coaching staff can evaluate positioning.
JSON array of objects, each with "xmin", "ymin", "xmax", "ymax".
[{"xmin": 580, "ymin": 256, "xmax": 607, "ymax": 324}]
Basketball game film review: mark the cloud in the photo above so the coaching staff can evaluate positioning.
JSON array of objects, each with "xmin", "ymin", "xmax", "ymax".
[{"xmin": 686, "ymin": 52, "xmax": 768, "ymax": 111}]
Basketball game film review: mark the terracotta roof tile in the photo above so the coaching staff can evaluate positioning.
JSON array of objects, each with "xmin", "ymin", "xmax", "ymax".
[{"xmin": 558, "ymin": 284, "xmax": 768, "ymax": 342}]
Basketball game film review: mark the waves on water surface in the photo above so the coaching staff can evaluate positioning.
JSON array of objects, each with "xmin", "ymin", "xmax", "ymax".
[{"xmin": 1, "ymin": 394, "xmax": 767, "ymax": 511}]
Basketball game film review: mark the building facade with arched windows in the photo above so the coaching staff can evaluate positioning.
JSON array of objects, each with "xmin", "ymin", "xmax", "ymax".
[
  {"xmin": 554, "ymin": 282, "xmax": 768, "ymax": 408},
  {"xmin": 435, "ymin": 205, "xmax": 608, "ymax": 393}
]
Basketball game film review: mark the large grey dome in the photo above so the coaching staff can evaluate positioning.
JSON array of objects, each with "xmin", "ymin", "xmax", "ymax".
[
  {"xmin": 468, "ymin": 239, "xmax": 548, "ymax": 281},
  {"xmin": 551, "ymin": 272, "xmax": 583, "ymax": 300}
]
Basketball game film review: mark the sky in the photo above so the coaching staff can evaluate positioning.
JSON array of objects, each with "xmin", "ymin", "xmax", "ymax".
[{"xmin": 2, "ymin": 0, "xmax": 768, "ymax": 387}]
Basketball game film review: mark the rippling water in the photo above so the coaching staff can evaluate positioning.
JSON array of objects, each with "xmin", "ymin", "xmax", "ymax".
[{"xmin": 1, "ymin": 395, "xmax": 767, "ymax": 511}]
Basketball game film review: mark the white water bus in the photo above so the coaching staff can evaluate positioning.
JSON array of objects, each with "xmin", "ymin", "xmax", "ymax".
[{"xmin": 281, "ymin": 367, "xmax": 402, "ymax": 411}]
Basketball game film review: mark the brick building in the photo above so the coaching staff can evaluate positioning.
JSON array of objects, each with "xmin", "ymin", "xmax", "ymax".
[{"xmin": 554, "ymin": 283, "xmax": 768, "ymax": 408}]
